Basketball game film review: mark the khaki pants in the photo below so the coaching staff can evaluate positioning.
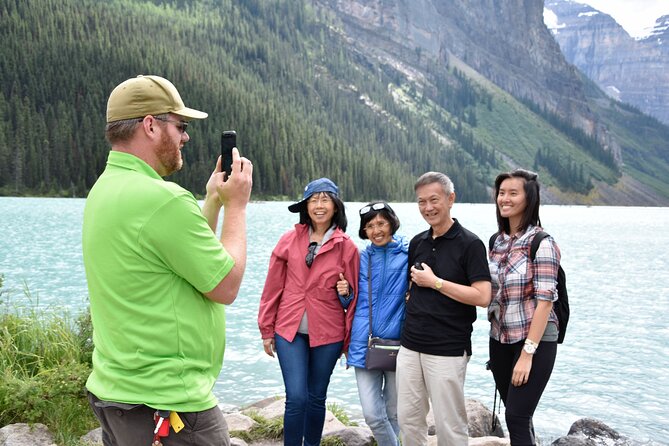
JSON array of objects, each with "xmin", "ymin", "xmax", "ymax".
[{"xmin": 396, "ymin": 347, "xmax": 469, "ymax": 446}]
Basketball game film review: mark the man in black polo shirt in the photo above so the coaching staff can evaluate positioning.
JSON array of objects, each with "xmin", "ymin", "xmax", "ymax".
[{"xmin": 397, "ymin": 171, "xmax": 491, "ymax": 446}]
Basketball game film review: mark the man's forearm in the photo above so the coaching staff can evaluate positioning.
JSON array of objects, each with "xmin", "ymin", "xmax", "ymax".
[
  {"xmin": 220, "ymin": 206, "xmax": 247, "ymax": 295},
  {"xmin": 437, "ymin": 279, "xmax": 491, "ymax": 307},
  {"xmin": 203, "ymin": 206, "xmax": 247, "ymax": 305},
  {"xmin": 201, "ymin": 195, "xmax": 222, "ymax": 233}
]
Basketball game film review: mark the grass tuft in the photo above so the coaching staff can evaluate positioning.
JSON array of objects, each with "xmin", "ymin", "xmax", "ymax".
[
  {"xmin": 231, "ymin": 410, "xmax": 284, "ymax": 442},
  {"xmin": 0, "ymin": 280, "xmax": 97, "ymax": 445},
  {"xmin": 327, "ymin": 402, "xmax": 357, "ymax": 426},
  {"xmin": 321, "ymin": 436, "xmax": 348, "ymax": 446}
]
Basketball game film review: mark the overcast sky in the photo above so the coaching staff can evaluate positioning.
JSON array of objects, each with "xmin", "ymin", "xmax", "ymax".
[{"xmin": 576, "ymin": 0, "xmax": 669, "ymax": 38}]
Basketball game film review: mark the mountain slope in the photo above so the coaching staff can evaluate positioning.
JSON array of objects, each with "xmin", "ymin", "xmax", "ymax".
[
  {"xmin": 1, "ymin": 0, "xmax": 668, "ymax": 204},
  {"xmin": 545, "ymin": 0, "xmax": 669, "ymax": 126},
  {"xmin": 314, "ymin": 0, "xmax": 669, "ymax": 204},
  {"xmin": 0, "ymin": 0, "xmax": 495, "ymax": 202}
]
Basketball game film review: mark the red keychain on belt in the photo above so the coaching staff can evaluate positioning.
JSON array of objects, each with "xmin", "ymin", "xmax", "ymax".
[{"xmin": 152, "ymin": 410, "xmax": 170, "ymax": 446}]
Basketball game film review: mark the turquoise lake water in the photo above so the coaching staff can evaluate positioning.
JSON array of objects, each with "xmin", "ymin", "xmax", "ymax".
[{"xmin": 1, "ymin": 197, "xmax": 668, "ymax": 444}]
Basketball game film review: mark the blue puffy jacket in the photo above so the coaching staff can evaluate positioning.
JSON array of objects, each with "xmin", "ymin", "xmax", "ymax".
[{"xmin": 347, "ymin": 235, "xmax": 409, "ymax": 369}]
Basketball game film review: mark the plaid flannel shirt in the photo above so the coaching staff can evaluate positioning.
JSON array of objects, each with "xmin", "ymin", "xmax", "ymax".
[{"xmin": 488, "ymin": 225, "xmax": 560, "ymax": 344}]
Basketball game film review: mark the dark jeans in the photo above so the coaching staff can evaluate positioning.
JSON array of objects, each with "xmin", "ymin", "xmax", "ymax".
[
  {"xmin": 488, "ymin": 338, "xmax": 557, "ymax": 446},
  {"xmin": 87, "ymin": 391, "xmax": 230, "ymax": 446},
  {"xmin": 275, "ymin": 333, "xmax": 343, "ymax": 446}
]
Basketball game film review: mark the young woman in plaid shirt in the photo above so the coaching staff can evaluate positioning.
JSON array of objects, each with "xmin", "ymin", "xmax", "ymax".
[{"xmin": 487, "ymin": 169, "xmax": 561, "ymax": 445}]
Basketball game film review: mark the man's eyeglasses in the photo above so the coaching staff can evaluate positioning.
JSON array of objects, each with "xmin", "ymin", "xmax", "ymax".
[
  {"xmin": 138, "ymin": 116, "xmax": 189, "ymax": 133},
  {"xmin": 305, "ymin": 242, "xmax": 318, "ymax": 268},
  {"xmin": 153, "ymin": 116, "xmax": 189, "ymax": 133},
  {"xmin": 359, "ymin": 202, "xmax": 386, "ymax": 215}
]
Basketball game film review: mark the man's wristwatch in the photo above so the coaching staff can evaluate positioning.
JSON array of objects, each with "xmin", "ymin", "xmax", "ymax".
[
  {"xmin": 434, "ymin": 278, "xmax": 443, "ymax": 290},
  {"xmin": 523, "ymin": 339, "xmax": 538, "ymax": 355}
]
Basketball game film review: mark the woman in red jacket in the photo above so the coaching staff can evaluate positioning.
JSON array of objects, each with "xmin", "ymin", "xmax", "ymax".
[{"xmin": 258, "ymin": 178, "xmax": 360, "ymax": 446}]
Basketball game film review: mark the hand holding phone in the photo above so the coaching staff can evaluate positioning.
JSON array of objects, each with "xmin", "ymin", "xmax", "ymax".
[{"xmin": 221, "ymin": 130, "xmax": 237, "ymax": 181}]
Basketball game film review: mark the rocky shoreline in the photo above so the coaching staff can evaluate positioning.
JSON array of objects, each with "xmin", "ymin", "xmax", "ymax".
[{"xmin": 0, "ymin": 398, "xmax": 653, "ymax": 446}]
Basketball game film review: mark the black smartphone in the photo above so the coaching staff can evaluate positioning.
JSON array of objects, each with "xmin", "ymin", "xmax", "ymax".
[
  {"xmin": 221, "ymin": 130, "xmax": 237, "ymax": 180},
  {"xmin": 413, "ymin": 262, "xmax": 423, "ymax": 270}
]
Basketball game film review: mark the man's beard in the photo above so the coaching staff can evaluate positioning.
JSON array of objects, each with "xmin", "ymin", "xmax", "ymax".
[{"xmin": 156, "ymin": 131, "xmax": 183, "ymax": 176}]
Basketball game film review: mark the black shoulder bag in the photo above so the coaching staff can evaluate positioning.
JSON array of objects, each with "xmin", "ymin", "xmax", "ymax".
[{"xmin": 364, "ymin": 252, "xmax": 401, "ymax": 371}]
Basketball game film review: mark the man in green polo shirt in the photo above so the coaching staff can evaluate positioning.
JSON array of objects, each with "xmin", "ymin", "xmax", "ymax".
[{"xmin": 82, "ymin": 75, "xmax": 253, "ymax": 446}]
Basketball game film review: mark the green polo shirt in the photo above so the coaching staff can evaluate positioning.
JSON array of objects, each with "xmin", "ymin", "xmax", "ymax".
[{"xmin": 82, "ymin": 151, "xmax": 234, "ymax": 411}]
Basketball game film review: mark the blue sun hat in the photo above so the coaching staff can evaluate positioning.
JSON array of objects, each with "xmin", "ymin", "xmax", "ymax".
[{"xmin": 288, "ymin": 178, "xmax": 339, "ymax": 213}]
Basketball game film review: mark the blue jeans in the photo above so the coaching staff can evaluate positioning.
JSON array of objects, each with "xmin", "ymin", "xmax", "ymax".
[
  {"xmin": 275, "ymin": 333, "xmax": 343, "ymax": 446},
  {"xmin": 355, "ymin": 367, "xmax": 400, "ymax": 446}
]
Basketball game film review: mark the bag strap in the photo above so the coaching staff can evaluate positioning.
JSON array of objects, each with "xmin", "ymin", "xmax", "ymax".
[
  {"xmin": 530, "ymin": 231, "xmax": 549, "ymax": 260},
  {"xmin": 488, "ymin": 232, "xmax": 499, "ymax": 251},
  {"xmin": 490, "ymin": 230, "xmax": 549, "ymax": 259},
  {"xmin": 367, "ymin": 252, "xmax": 373, "ymax": 345}
]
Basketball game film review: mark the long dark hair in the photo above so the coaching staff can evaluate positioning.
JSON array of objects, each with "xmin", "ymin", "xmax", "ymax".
[
  {"xmin": 358, "ymin": 201, "xmax": 400, "ymax": 240},
  {"xmin": 494, "ymin": 169, "xmax": 541, "ymax": 234},
  {"xmin": 298, "ymin": 192, "xmax": 348, "ymax": 231}
]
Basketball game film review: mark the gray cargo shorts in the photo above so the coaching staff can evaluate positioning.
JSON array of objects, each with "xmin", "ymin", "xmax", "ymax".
[{"xmin": 87, "ymin": 391, "xmax": 231, "ymax": 446}]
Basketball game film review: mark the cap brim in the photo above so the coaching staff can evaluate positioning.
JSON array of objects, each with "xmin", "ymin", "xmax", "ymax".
[
  {"xmin": 288, "ymin": 200, "xmax": 307, "ymax": 213},
  {"xmin": 174, "ymin": 107, "xmax": 208, "ymax": 120}
]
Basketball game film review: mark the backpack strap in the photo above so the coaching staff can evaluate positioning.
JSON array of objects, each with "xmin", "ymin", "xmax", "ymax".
[
  {"xmin": 488, "ymin": 232, "xmax": 499, "ymax": 251},
  {"xmin": 530, "ymin": 231, "xmax": 550, "ymax": 260},
  {"xmin": 491, "ymin": 231, "xmax": 549, "ymax": 257}
]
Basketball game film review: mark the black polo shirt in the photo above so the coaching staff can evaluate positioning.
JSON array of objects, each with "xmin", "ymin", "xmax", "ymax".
[{"xmin": 402, "ymin": 219, "xmax": 491, "ymax": 356}]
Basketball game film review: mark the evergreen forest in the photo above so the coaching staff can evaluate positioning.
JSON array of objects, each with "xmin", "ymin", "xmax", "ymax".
[{"xmin": 1, "ymin": 0, "xmax": 667, "ymax": 203}]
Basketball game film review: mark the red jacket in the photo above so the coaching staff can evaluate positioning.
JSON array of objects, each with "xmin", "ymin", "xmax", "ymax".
[{"xmin": 258, "ymin": 224, "xmax": 360, "ymax": 349}]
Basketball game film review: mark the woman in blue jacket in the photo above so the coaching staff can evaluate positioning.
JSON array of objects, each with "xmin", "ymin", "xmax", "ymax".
[{"xmin": 337, "ymin": 202, "xmax": 408, "ymax": 446}]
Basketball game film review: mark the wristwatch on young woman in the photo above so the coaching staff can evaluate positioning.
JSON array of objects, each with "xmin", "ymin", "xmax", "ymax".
[{"xmin": 523, "ymin": 339, "xmax": 538, "ymax": 355}]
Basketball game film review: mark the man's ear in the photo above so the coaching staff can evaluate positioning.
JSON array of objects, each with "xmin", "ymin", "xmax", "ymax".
[{"xmin": 137, "ymin": 116, "xmax": 159, "ymax": 139}]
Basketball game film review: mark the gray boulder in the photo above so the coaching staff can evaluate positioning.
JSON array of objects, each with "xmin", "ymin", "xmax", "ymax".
[
  {"xmin": 242, "ymin": 396, "xmax": 282, "ymax": 411},
  {"xmin": 80, "ymin": 427, "xmax": 103, "ymax": 445},
  {"xmin": 468, "ymin": 437, "xmax": 510, "ymax": 446},
  {"xmin": 466, "ymin": 399, "xmax": 505, "ymax": 438},
  {"xmin": 243, "ymin": 398, "xmax": 285, "ymax": 421},
  {"xmin": 427, "ymin": 434, "xmax": 510, "ymax": 446},
  {"xmin": 552, "ymin": 434, "xmax": 590, "ymax": 446},
  {"xmin": 230, "ymin": 437, "xmax": 249, "ymax": 446},
  {"xmin": 568, "ymin": 418, "xmax": 622, "ymax": 439},
  {"xmin": 225, "ymin": 412, "xmax": 257, "ymax": 432},
  {"xmin": 321, "ymin": 408, "xmax": 348, "ymax": 435},
  {"xmin": 0, "ymin": 423, "xmax": 57, "ymax": 446},
  {"xmin": 425, "ymin": 399, "xmax": 505, "ymax": 438},
  {"xmin": 551, "ymin": 418, "xmax": 644, "ymax": 446},
  {"xmin": 323, "ymin": 426, "xmax": 375, "ymax": 446}
]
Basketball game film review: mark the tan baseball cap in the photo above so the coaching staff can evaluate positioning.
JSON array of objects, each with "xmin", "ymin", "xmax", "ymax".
[{"xmin": 106, "ymin": 75, "xmax": 208, "ymax": 123}]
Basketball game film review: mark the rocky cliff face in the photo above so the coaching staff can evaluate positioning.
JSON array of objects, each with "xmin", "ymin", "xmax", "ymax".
[
  {"xmin": 316, "ymin": 0, "xmax": 616, "ymax": 157},
  {"xmin": 545, "ymin": 1, "xmax": 669, "ymax": 125},
  {"xmin": 310, "ymin": 0, "xmax": 669, "ymax": 205}
]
